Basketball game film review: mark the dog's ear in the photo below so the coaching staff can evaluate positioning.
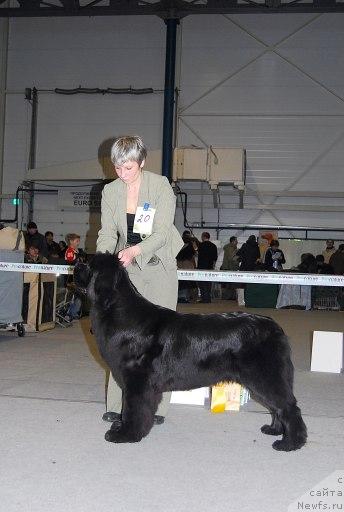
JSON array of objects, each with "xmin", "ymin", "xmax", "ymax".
[
  {"xmin": 74, "ymin": 262, "xmax": 91, "ymax": 289},
  {"xmin": 89, "ymin": 252, "xmax": 123, "ymax": 309}
]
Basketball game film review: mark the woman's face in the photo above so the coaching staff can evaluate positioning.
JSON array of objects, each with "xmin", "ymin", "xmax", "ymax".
[{"xmin": 115, "ymin": 160, "xmax": 144, "ymax": 184}]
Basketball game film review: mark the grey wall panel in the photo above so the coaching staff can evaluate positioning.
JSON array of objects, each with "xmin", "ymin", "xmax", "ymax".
[
  {"xmin": 178, "ymin": 13, "xmax": 344, "ymax": 232},
  {"xmin": 8, "ymin": 48, "xmax": 165, "ymax": 89},
  {"xmin": 9, "ymin": 17, "xmax": 164, "ymax": 50},
  {"xmin": 182, "ymin": 53, "xmax": 344, "ymax": 115},
  {"xmin": 7, "ymin": 16, "xmax": 165, "ymax": 88},
  {"xmin": 3, "ymin": 13, "xmax": 344, "ymax": 240},
  {"xmin": 228, "ymin": 14, "xmax": 316, "ymax": 47},
  {"xmin": 35, "ymin": 94, "xmax": 163, "ymax": 166}
]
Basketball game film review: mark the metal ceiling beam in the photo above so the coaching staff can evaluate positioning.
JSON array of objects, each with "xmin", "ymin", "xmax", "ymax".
[{"xmin": 1, "ymin": 0, "xmax": 344, "ymax": 18}]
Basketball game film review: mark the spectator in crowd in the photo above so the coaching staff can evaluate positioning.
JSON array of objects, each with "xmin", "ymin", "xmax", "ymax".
[
  {"xmin": 297, "ymin": 253, "xmax": 318, "ymax": 274},
  {"xmin": 64, "ymin": 233, "xmax": 86, "ymax": 264},
  {"xmin": 329, "ymin": 244, "xmax": 344, "ymax": 275},
  {"xmin": 264, "ymin": 239, "xmax": 286, "ymax": 271},
  {"xmin": 236, "ymin": 235, "xmax": 260, "ymax": 271},
  {"xmin": 220, "ymin": 236, "xmax": 239, "ymax": 300},
  {"xmin": 45, "ymin": 231, "xmax": 60, "ymax": 257},
  {"xmin": 25, "ymin": 245, "xmax": 43, "ymax": 264},
  {"xmin": 322, "ymin": 239, "xmax": 336, "ymax": 264},
  {"xmin": 176, "ymin": 232, "xmax": 198, "ymax": 303},
  {"xmin": 64, "ymin": 233, "xmax": 86, "ymax": 321},
  {"xmin": 197, "ymin": 232, "xmax": 218, "ymax": 303},
  {"xmin": 315, "ymin": 254, "xmax": 333, "ymax": 274},
  {"xmin": 24, "ymin": 221, "xmax": 48, "ymax": 259},
  {"xmin": 58, "ymin": 240, "xmax": 67, "ymax": 257},
  {"xmin": 221, "ymin": 236, "xmax": 239, "ymax": 271}
]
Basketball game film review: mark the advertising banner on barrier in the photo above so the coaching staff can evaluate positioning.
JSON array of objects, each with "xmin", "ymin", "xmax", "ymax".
[{"xmin": 58, "ymin": 188, "xmax": 101, "ymax": 211}]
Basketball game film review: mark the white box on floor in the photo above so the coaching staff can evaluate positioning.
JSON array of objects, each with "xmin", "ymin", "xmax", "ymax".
[
  {"xmin": 171, "ymin": 388, "xmax": 209, "ymax": 406},
  {"xmin": 311, "ymin": 331, "xmax": 343, "ymax": 373}
]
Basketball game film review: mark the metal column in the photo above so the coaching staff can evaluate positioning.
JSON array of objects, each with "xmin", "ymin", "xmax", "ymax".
[
  {"xmin": 162, "ymin": 18, "xmax": 179, "ymax": 179},
  {"xmin": 27, "ymin": 87, "xmax": 38, "ymax": 222},
  {"xmin": 0, "ymin": 16, "xmax": 9, "ymax": 216}
]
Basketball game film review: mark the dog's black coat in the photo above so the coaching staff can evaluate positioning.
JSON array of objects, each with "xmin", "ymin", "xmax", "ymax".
[{"xmin": 75, "ymin": 253, "xmax": 307, "ymax": 451}]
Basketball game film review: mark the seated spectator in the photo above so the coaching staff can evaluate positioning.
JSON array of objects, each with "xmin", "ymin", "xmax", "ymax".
[
  {"xmin": 315, "ymin": 254, "xmax": 333, "ymax": 274},
  {"xmin": 297, "ymin": 253, "xmax": 317, "ymax": 274},
  {"xmin": 24, "ymin": 221, "xmax": 48, "ymax": 260},
  {"xmin": 264, "ymin": 240, "xmax": 286, "ymax": 271},
  {"xmin": 25, "ymin": 245, "xmax": 43, "ymax": 264},
  {"xmin": 329, "ymin": 244, "xmax": 344, "ymax": 275}
]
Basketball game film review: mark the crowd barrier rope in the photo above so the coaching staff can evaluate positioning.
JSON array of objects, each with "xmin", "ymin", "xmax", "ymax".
[{"xmin": 0, "ymin": 261, "xmax": 343, "ymax": 287}]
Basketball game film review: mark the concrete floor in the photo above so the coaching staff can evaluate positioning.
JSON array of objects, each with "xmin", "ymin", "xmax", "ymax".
[{"xmin": 0, "ymin": 302, "xmax": 343, "ymax": 512}]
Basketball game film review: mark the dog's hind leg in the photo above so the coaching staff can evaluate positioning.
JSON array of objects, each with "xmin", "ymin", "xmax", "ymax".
[
  {"xmin": 240, "ymin": 361, "xmax": 307, "ymax": 451},
  {"xmin": 247, "ymin": 383, "xmax": 307, "ymax": 451},
  {"xmin": 260, "ymin": 409, "xmax": 284, "ymax": 436},
  {"xmin": 105, "ymin": 383, "xmax": 162, "ymax": 444}
]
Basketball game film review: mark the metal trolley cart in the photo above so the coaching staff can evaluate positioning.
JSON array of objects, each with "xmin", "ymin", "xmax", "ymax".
[{"xmin": 0, "ymin": 249, "xmax": 25, "ymax": 337}]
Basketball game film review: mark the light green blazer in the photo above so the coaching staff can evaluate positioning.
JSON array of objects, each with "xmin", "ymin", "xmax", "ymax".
[{"xmin": 96, "ymin": 171, "xmax": 184, "ymax": 271}]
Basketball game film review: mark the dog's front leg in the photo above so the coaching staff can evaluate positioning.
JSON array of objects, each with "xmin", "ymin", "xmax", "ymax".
[{"xmin": 105, "ymin": 385, "xmax": 162, "ymax": 444}]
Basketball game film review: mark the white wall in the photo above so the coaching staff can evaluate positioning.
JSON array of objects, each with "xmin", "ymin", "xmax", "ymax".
[
  {"xmin": 2, "ymin": 16, "xmax": 166, "ymax": 248},
  {"xmin": 177, "ymin": 13, "xmax": 344, "ymax": 243},
  {"xmin": 1, "ymin": 13, "xmax": 344, "ymax": 251}
]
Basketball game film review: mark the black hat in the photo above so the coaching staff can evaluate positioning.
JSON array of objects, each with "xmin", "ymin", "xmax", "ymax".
[{"xmin": 27, "ymin": 221, "xmax": 37, "ymax": 229}]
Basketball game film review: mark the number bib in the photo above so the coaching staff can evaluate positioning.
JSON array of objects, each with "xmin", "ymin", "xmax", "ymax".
[{"xmin": 133, "ymin": 203, "xmax": 156, "ymax": 237}]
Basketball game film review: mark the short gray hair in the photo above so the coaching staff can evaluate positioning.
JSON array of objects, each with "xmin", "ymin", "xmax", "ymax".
[{"xmin": 111, "ymin": 135, "xmax": 147, "ymax": 166}]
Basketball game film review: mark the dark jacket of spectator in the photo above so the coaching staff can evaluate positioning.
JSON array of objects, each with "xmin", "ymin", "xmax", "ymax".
[
  {"xmin": 297, "ymin": 253, "xmax": 318, "ymax": 274},
  {"xmin": 329, "ymin": 244, "xmax": 344, "ymax": 275},
  {"xmin": 24, "ymin": 222, "xmax": 48, "ymax": 258},
  {"xmin": 221, "ymin": 238, "xmax": 239, "ymax": 271},
  {"xmin": 264, "ymin": 242, "xmax": 286, "ymax": 271},
  {"xmin": 237, "ymin": 235, "xmax": 260, "ymax": 271},
  {"xmin": 45, "ymin": 231, "xmax": 61, "ymax": 257},
  {"xmin": 315, "ymin": 254, "xmax": 333, "ymax": 275},
  {"xmin": 176, "ymin": 242, "xmax": 196, "ymax": 269},
  {"xmin": 197, "ymin": 240, "xmax": 218, "ymax": 270}
]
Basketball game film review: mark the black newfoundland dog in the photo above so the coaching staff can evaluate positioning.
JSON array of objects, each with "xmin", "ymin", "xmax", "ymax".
[{"xmin": 75, "ymin": 253, "xmax": 307, "ymax": 451}]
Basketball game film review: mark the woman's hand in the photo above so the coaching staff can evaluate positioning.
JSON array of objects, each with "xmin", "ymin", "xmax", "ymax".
[{"xmin": 118, "ymin": 245, "xmax": 141, "ymax": 267}]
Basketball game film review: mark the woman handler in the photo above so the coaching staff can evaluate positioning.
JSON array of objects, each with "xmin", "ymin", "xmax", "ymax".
[{"xmin": 96, "ymin": 135, "xmax": 183, "ymax": 424}]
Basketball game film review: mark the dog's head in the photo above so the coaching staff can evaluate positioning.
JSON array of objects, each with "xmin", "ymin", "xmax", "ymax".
[{"xmin": 74, "ymin": 252, "xmax": 124, "ymax": 308}]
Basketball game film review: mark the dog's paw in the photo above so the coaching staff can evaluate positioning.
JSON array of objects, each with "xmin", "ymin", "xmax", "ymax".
[
  {"xmin": 110, "ymin": 417, "xmax": 123, "ymax": 431},
  {"xmin": 261, "ymin": 424, "xmax": 283, "ymax": 436},
  {"xmin": 105, "ymin": 429, "xmax": 126, "ymax": 443},
  {"xmin": 272, "ymin": 438, "xmax": 304, "ymax": 452},
  {"xmin": 104, "ymin": 427, "xmax": 143, "ymax": 444}
]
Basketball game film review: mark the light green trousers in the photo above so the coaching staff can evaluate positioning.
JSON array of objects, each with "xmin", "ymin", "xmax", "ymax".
[{"xmin": 106, "ymin": 261, "xmax": 178, "ymax": 417}]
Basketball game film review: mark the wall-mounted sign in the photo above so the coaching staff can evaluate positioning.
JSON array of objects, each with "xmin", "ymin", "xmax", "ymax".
[{"xmin": 58, "ymin": 188, "xmax": 101, "ymax": 211}]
